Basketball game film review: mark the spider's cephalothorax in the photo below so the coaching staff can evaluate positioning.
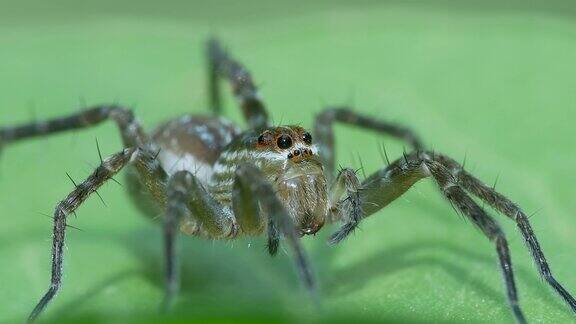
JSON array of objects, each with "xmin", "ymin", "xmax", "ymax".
[
  {"xmin": 209, "ymin": 126, "xmax": 328, "ymax": 236},
  {"xmin": 2, "ymin": 38, "xmax": 575, "ymax": 324}
]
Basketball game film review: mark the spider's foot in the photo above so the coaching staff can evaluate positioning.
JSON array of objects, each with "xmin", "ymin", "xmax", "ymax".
[
  {"xmin": 267, "ymin": 236, "xmax": 279, "ymax": 256},
  {"xmin": 28, "ymin": 286, "xmax": 58, "ymax": 323},
  {"xmin": 511, "ymin": 303, "xmax": 527, "ymax": 324},
  {"xmin": 327, "ymin": 222, "xmax": 358, "ymax": 246},
  {"xmin": 160, "ymin": 292, "xmax": 178, "ymax": 314}
]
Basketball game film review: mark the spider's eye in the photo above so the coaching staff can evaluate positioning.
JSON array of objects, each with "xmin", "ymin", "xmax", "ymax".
[
  {"xmin": 258, "ymin": 134, "xmax": 266, "ymax": 145},
  {"xmin": 277, "ymin": 135, "xmax": 293, "ymax": 149},
  {"xmin": 302, "ymin": 132, "xmax": 312, "ymax": 145}
]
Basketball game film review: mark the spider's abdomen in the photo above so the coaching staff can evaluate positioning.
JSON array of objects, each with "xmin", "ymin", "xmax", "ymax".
[
  {"xmin": 151, "ymin": 115, "xmax": 241, "ymax": 183},
  {"xmin": 125, "ymin": 115, "xmax": 241, "ymax": 222}
]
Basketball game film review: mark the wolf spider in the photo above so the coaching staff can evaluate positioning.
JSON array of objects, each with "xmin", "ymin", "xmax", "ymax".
[{"xmin": 1, "ymin": 39, "xmax": 574, "ymax": 323}]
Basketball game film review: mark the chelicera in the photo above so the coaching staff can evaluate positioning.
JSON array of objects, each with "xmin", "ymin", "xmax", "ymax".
[{"xmin": 1, "ymin": 39, "xmax": 574, "ymax": 323}]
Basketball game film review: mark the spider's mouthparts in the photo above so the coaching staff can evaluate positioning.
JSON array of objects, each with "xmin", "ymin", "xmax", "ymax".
[
  {"xmin": 288, "ymin": 148, "xmax": 313, "ymax": 163},
  {"xmin": 299, "ymin": 221, "xmax": 324, "ymax": 236}
]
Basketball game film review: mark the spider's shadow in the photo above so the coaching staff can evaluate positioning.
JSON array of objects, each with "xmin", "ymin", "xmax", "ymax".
[
  {"xmin": 325, "ymin": 239, "xmax": 499, "ymax": 297},
  {"xmin": 324, "ymin": 238, "xmax": 570, "ymax": 316},
  {"xmin": 121, "ymin": 228, "xmax": 304, "ymax": 316},
  {"xmin": 45, "ymin": 225, "xmax": 565, "ymax": 322}
]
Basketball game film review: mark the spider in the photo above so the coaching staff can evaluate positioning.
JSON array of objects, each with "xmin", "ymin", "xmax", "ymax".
[{"xmin": 1, "ymin": 39, "xmax": 574, "ymax": 324}]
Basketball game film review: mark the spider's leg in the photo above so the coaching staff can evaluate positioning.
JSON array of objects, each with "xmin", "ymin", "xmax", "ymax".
[
  {"xmin": 329, "ymin": 152, "xmax": 430, "ymax": 244},
  {"xmin": 206, "ymin": 39, "xmax": 223, "ymax": 116},
  {"xmin": 159, "ymin": 165, "xmax": 316, "ymax": 307},
  {"xmin": 0, "ymin": 105, "xmax": 148, "ymax": 149},
  {"xmin": 266, "ymin": 217, "xmax": 280, "ymax": 256},
  {"xmin": 313, "ymin": 107, "xmax": 424, "ymax": 181},
  {"xmin": 28, "ymin": 147, "xmax": 144, "ymax": 322},
  {"xmin": 232, "ymin": 171, "xmax": 263, "ymax": 235},
  {"xmin": 434, "ymin": 154, "xmax": 576, "ymax": 313},
  {"xmin": 327, "ymin": 167, "xmax": 363, "ymax": 245},
  {"xmin": 333, "ymin": 152, "xmax": 527, "ymax": 322},
  {"xmin": 424, "ymin": 159, "xmax": 527, "ymax": 324},
  {"xmin": 0, "ymin": 104, "xmax": 168, "ymax": 217},
  {"xmin": 234, "ymin": 164, "xmax": 317, "ymax": 298},
  {"xmin": 233, "ymin": 167, "xmax": 279, "ymax": 256},
  {"xmin": 161, "ymin": 172, "xmax": 191, "ymax": 311},
  {"xmin": 207, "ymin": 38, "xmax": 269, "ymax": 129},
  {"xmin": 155, "ymin": 169, "xmax": 238, "ymax": 314},
  {"xmin": 169, "ymin": 171, "xmax": 237, "ymax": 238}
]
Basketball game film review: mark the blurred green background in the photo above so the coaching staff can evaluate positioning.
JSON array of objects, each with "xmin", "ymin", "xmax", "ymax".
[{"xmin": 1, "ymin": 1, "xmax": 576, "ymax": 323}]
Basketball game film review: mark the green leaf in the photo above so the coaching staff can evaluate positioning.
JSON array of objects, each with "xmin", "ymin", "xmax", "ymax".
[{"xmin": 1, "ymin": 1, "xmax": 575, "ymax": 323}]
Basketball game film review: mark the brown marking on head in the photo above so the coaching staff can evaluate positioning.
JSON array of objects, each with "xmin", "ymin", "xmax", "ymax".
[{"xmin": 255, "ymin": 126, "xmax": 315, "ymax": 163}]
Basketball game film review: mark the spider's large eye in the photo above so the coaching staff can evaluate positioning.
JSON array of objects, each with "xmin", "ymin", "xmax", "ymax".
[
  {"xmin": 277, "ymin": 135, "xmax": 293, "ymax": 149},
  {"xmin": 302, "ymin": 132, "xmax": 312, "ymax": 145},
  {"xmin": 257, "ymin": 132, "xmax": 273, "ymax": 147}
]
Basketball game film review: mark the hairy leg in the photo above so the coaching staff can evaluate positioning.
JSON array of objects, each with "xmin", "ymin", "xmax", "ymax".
[
  {"xmin": 28, "ymin": 148, "xmax": 144, "ymax": 322},
  {"xmin": 359, "ymin": 151, "xmax": 430, "ymax": 217},
  {"xmin": 233, "ymin": 165, "xmax": 276, "ymax": 253},
  {"xmin": 0, "ymin": 105, "xmax": 148, "ymax": 148},
  {"xmin": 425, "ymin": 158, "xmax": 526, "ymax": 323},
  {"xmin": 332, "ymin": 151, "xmax": 575, "ymax": 322},
  {"xmin": 266, "ymin": 216, "xmax": 280, "ymax": 256},
  {"xmin": 206, "ymin": 38, "xmax": 269, "ymax": 130},
  {"xmin": 232, "ymin": 171, "xmax": 264, "ymax": 236},
  {"xmin": 0, "ymin": 103, "xmax": 174, "ymax": 222},
  {"xmin": 434, "ymin": 154, "xmax": 576, "ymax": 312},
  {"xmin": 313, "ymin": 107, "xmax": 424, "ymax": 180},
  {"xmin": 327, "ymin": 167, "xmax": 363, "ymax": 245},
  {"xmin": 235, "ymin": 164, "xmax": 316, "ymax": 297},
  {"xmin": 207, "ymin": 40, "xmax": 223, "ymax": 116},
  {"xmin": 161, "ymin": 171, "xmax": 191, "ymax": 311},
  {"xmin": 162, "ymin": 171, "xmax": 237, "ymax": 238},
  {"xmin": 114, "ymin": 167, "xmax": 237, "ymax": 314},
  {"xmin": 0, "ymin": 104, "xmax": 169, "ymax": 215},
  {"xmin": 160, "ymin": 165, "xmax": 316, "ymax": 302}
]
